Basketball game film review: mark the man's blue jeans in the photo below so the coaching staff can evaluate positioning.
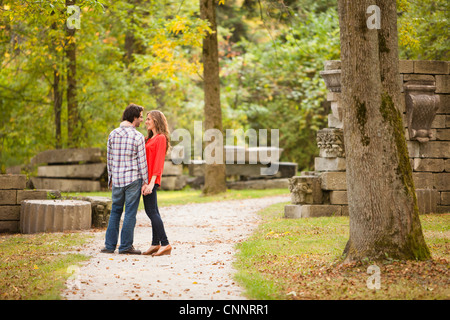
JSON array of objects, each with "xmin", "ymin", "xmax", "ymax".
[{"xmin": 105, "ymin": 179, "xmax": 142, "ymax": 252}]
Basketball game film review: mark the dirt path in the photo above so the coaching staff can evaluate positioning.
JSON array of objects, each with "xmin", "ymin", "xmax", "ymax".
[{"xmin": 62, "ymin": 195, "xmax": 289, "ymax": 300}]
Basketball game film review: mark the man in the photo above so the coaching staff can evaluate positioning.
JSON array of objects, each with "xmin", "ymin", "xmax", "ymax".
[{"xmin": 101, "ymin": 103, "xmax": 148, "ymax": 255}]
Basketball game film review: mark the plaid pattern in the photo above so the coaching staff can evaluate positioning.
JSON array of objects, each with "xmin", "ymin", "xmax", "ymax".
[{"xmin": 107, "ymin": 125, "xmax": 148, "ymax": 188}]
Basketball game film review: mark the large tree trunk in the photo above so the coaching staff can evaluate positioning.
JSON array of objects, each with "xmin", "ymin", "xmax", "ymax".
[
  {"xmin": 50, "ymin": 11, "xmax": 62, "ymax": 149},
  {"xmin": 200, "ymin": 0, "xmax": 226, "ymax": 195},
  {"xmin": 53, "ymin": 68, "xmax": 62, "ymax": 149},
  {"xmin": 337, "ymin": 0, "xmax": 430, "ymax": 262},
  {"xmin": 66, "ymin": 0, "xmax": 78, "ymax": 147}
]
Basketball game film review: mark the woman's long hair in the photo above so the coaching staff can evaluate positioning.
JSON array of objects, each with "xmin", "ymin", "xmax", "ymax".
[{"xmin": 146, "ymin": 110, "xmax": 171, "ymax": 155}]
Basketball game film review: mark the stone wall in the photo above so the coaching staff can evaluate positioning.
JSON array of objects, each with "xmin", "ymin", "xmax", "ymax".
[
  {"xmin": 0, "ymin": 174, "xmax": 56, "ymax": 232},
  {"xmin": 286, "ymin": 60, "xmax": 449, "ymax": 218}
]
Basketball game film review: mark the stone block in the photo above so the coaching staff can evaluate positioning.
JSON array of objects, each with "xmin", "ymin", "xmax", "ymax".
[
  {"xmin": 331, "ymin": 101, "xmax": 343, "ymax": 121},
  {"xmin": 0, "ymin": 190, "xmax": 17, "ymax": 205},
  {"xmin": 227, "ymin": 178, "xmax": 289, "ymax": 190},
  {"xmin": 415, "ymin": 189, "xmax": 439, "ymax": 214},
  {"xmin": 300, "ymin": 205, "xmax": 342, "ymax": 218},
  {"xmin": 431, "ymin": 115, "xmax": 446, "ymax": 129},
  {"xmin": 320, "ymin": 172, "xmax": 347, "ymax": 190},
  {"xmin": 284, "ymin": 205, "xmax": 302, "ymax": 219},
  {"xmin": 289, "ymin": 175, "xmax": 323, "ymax": 204},
  {"xmin": 413, "ymin": 61, "xmax": 449, "ymax": 75},
  {"xmin": 327, "ymin": 91, "xmax": 340, "ymax": 102},
  {"xmin": 0, "ymin": 221, "xmax": 19, "ymax": 233},
  {"xmin": 31, "ymin": 177, "xmax": 101, "ymax": 192},
  {"xmin": 399, "ymin": 60, "xmax": 414, "ymax": 74},
  {"xmin": 445, "ymin": 159, "xmax": 450, "ymax": 172},
  {"xmin": 37, "ymin": 163, "xmax": 106, "ymax": 179},
  {"xmin": 330, "ymin": 191, "xmax": 348, "ymax": 205},
  {"xmin": 163, "ymin": 161, "xmax": 183, "ymax": 176},
  {"xmin": 16, "ymin": 190, "xmax": 50, "ymax": 202},
  {"xmin": 436, "ymin": 75, "xmax": 450, "ymax": 93},
  {"xmin": 277, "ymin": 162, "xmax": 298, "ymax": 179},
  {"xmin": 79, "ymin": 196, "xmax": 112, "ymax": 228},
  {"xmin": 436, "ymin": 206, "xmax": 450, "ymax": 213},
  {"xmin": 0, "ymin": 174, "xmax": 27, "ymax": 190},
  {"xmin": 324, "ymin": 60, "xmax": 341, "ymax": 70},
  {"xmin": 413, "ymin": 158, "xmax": 444, "ymax": 172},
  {"xmin": 413, "ymin": 173, "xmax": 435, "ymax": 189},
  {"xmin": 437, "ymin": 94, "xmax": 450, "ymax": 114},
  {"xmin": 407, "ymin": 141, "xmax": 420, "ymax": 158},
  {"xmin": 30, "ymin": 148, "xmax": 102, "ymax": 166},
  {"xmin": 447, "ymin": 115, "xmax": 450, "ymax": 128},
  {"xmin": 403, "ymin": 74, "xmax": 436, "ymax": 82},
  {"xmin": 327, "ymin": 113, "xmax": 343, "ymax": 129},
  {"xmin": 160, "ymin": 176, "xmax": 188, "ymax": 191},
  {"xmin": 441, "ymin": 192, "xmax": 450, "ymax": 206},
  {"xmin": 435, "ymin": 173, "xmax": 450, "ymax": 191},
  {"xmin": 436, "ymin": 129, "xmax": 450, "ymax": 141},
  {"xmin": 20, "ymin": 200, "xmax": 91, "ymax": 234},
  {"xmin": 419, "ymin": 141, "xmax": 450, "ymax": 158},
  {"xmin": 315, "ymin": 157, "xmax": 346, "ymax": 172},
  {"xmin": 0, "ymin": 206, "xmax": 21, "ymax": 220}
]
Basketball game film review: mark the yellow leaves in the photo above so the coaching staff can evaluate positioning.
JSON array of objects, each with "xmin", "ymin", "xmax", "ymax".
[
  {"xmin": 217, "ymin": 0, "xmax": 225, "ymax": 5},
  {"xmin": 33, "ymin": 264, "xmax": 39, "ymax": 270},
  {"xmin": 167, "ymin": 15, "xmax": 189, "ymax": 35},
  {"xmin": 265, "ymin": 230, "xmax": 291, "ymax": 239}
]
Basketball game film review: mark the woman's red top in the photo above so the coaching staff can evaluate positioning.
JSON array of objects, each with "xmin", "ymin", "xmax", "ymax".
[{"xmin": 145, "ymin": 134, "xmax": 166, "ymax": 186}]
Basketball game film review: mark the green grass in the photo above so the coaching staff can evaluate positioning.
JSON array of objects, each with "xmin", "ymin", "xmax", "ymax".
[
  {"xmin": 0, "ymin": 232, "xmax": 92, "ymax": 300},
  {"xmin": 64, "ymin": 187, "xmax": 290, "ymax": 210},
  {"xmin": 234, "ymin": 203, "xmax": 450, "ymax": 300}
]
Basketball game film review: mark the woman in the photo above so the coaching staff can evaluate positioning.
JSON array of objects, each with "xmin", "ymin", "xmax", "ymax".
[{"xmin": 142, "ymin": 110, "xmax": 172, "ymax": 256}]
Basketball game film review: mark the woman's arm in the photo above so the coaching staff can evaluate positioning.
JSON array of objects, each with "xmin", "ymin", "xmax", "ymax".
[{"xmin": 144, "ymin": 175, "xmax": 157, "ymax": 195}]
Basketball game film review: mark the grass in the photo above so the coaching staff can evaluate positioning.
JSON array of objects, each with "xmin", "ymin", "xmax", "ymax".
[
  {"xmin": 0, "ymin": 232, "xmax": 93, "ymax": 300},
  {"xmin": 64, "ymin": 187, "xmax": 290, "ymax": 210},
  {"xmin": 233, "ymin": 202, "xmax": 450, "ymax": 300}
]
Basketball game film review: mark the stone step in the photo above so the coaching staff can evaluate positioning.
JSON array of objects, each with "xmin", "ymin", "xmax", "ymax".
[
  {"xmin": 188, "ymin": 161, "xmax": 297, "ymax": 178},
  {"xmin": 37, "ymin": 163, "xmax": 106, "ymax": 179},
  {"xmin": 20, "ymin": 200, "xmax": 91, "ymax": 234},
  {"xmin": 30, "ymin": 148, "xmax": 102, "ymax": 165},
  {"xmin": 31, "ymin": 177, "xmax": 101, "ymax": 192},
  {"xmin": 226, "ymin": 178, "xmax": 289, "ymax": 190}
]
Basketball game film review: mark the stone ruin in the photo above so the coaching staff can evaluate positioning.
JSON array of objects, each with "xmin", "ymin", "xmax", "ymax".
[
  {"xmin": 188, "ymin": 146, "xmax": 297, "ymax": 190},
  {"xmin": 286, "ymin": 60, "xmax": 450, "ymax": 218},
  {"xmin": 0, "ymin": 173, "xmax": 109, "ymax": 233}
]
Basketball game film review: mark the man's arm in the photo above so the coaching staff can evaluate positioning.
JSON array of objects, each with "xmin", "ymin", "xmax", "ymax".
[
  {"xmin": 136, "ymin": 134, "xmax": 149, "ymax": 189},
  {"xmin": 107, "ymin": 133, "xmax": 113, "ymax": 189}
]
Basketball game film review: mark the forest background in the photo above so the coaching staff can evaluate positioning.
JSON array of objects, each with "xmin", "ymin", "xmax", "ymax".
[{"xmin": 0, "ymin": 0, "xmax": 448, "ymax": 173}]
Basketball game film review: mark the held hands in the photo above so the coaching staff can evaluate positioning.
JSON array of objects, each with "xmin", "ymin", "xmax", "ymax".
[{"xmin": 141, "ymin": 182, "xmax": 154, "ymax": 196}]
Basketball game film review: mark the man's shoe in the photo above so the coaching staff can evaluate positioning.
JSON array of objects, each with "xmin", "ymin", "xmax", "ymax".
[
  {"xmin": 119, "ymin": 246, "xmax": 141, "ymax": 255},
  {"xmin": 101, "ymin": 247, "xmax": 115, "ymax": 254}
]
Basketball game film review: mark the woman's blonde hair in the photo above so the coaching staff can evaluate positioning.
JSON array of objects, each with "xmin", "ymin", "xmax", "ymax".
[{"xmin": 146, "ymin": 110, "xmax": 171, "ymax": 155}]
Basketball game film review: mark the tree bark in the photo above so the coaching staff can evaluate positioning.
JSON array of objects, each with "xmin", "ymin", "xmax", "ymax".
[
  {"xmin": 66, "ymin": 0, "xmax": 78, "ymax": 147},
  {"xmin": 50, "ymin": 11, "xmax": 62, "ymax": 149},
  {"xmin": 200, "ymin": 0, "xmax": 226, "ymax": 195},
  {"xmin": 53, "ymin": 68, "xmax": 62, "ymax": 149},
  {"xmin": 337, "ymin": 0, "xmax": 430, "ymax": 262}
]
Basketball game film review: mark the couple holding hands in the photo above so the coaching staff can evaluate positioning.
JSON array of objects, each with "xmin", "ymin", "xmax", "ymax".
[{"xmin": 101, "ymin": 103, "xmax": 171, "ymax": 257}]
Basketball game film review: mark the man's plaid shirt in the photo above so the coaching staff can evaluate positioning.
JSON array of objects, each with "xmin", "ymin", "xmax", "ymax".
[{"xmin": 107, "ymin": 125, "xmax": 148, "ymax": 188}]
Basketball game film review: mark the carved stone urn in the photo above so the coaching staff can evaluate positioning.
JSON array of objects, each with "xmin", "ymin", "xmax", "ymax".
[{"xmin": 319, "ymin": 69, "xmax": 341, "ymax": 92}]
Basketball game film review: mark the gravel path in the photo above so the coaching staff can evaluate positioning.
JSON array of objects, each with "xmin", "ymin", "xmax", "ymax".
[{"xmin": 62, "ymin": 195, "xmax": 289, "ymax": 300}]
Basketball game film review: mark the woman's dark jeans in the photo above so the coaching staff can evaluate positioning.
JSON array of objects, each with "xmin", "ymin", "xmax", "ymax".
[{"xmin": 143, "ymin": 184, "xmax": 169, "ymax": 246}]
